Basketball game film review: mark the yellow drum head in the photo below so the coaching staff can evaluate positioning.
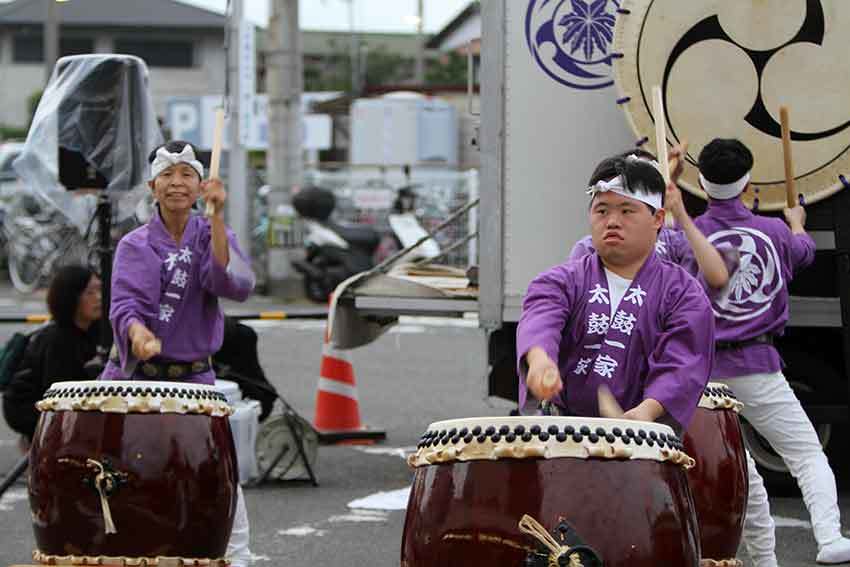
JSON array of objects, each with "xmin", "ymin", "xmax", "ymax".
[{"xmin": 613, "ymin": 0, "xmax": 850, "ymax": 210}]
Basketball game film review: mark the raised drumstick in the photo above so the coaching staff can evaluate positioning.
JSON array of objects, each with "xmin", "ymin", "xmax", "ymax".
[
  {"xmin": 780, "ymin": 106, "xmax": 798, "ymax": 209},
  {"xmin": 652, "ymin": 85, "xmax": 675, "ymax": 228},
  {"xmin": 597, "ymin": 383, "xmax": 625, "ymax": 418},
  {"xmin": 205, "ymin": 107, "xmax": 226, "ymax": 218}
]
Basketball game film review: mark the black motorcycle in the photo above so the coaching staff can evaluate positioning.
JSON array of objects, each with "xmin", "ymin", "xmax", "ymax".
[{"xmin": 291, "ymin": 187, "xmax": 380, "ymax": 303}]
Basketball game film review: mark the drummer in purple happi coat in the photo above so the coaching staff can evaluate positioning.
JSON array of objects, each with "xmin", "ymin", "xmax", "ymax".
[
  {"xmin": 689, "ymin": 139, "xmax": 850, "ymax": 566},
  {"xmin": 100, "ymin": 141, "xmax": 254, "ymax": 385},
  {"xmin": 98, "ymin": 140, "xmax": 255, "ymax": 567},
  {"xmin": 516, "ymin": 154, "xmax": 716, "ymax": 433}
]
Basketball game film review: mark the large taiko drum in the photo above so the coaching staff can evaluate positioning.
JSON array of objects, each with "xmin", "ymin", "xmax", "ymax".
[
  {"xmin": 28, "ymin": 380, "xmax": 238, "ymax": 566},
  {"xmin": 613, "ymin": 0, "xmax": 850, "ymax": 212},
  {"xmin": 683, "ymin": 383, "xmax": 748, "ymax": 567},
  {"xmin": 402, "ymin": 416, "xmax": 701, "ymax": 567}
]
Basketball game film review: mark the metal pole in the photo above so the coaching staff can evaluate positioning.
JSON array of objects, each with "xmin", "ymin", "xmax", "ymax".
[
  {"xmin": 349, "ymin": 0, "xmax": 358, "ymax": 94},
  {"xmin": 265, "ymin": 0, "xmax": 303, "ymax": 299},
  {"xmin": 227, "ymin": 0, "xmax": 251, "ymax": 263},
  {"xmin": 44, "ymin": 0, "xmax": 58, "ymax": 82},
  {"xmin": 414, "ymin": 0, "xmax": 425, "ymax": 84}
]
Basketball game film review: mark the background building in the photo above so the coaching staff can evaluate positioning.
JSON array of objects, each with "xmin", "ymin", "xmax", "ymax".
[
  {"xmin": 0, "ymin": 0, "xmax": 228, "ymax": 130},
  {"xmin": 0, "ymin": 0, "xmax": 435, "ymax": 136}
]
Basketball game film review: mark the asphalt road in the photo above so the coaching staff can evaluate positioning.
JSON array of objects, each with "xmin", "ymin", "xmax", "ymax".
[{"xmin": 0, "ymin": 288, "xmax": 846, "ymax": 566}]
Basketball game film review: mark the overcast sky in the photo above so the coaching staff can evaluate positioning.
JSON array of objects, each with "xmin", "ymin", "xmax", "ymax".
[{"xmin": 179, "ymin": 0, "xmax": 472, "ymax": 32}]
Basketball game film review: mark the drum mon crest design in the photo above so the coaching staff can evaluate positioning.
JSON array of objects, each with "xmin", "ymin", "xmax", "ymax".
[
  {"xmin": 526, "ymin": 0, "xmax": 622, "ymax": 90},
  {"xmin": 709, "ymin": 227, "xmax": 784, "ymax": 321},
  {"xmin": 613, "ymin": 0, "xmax": 850, "ymax": 210}
]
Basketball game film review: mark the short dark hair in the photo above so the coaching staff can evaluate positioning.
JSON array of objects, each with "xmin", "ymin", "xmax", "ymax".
[
  {"xmin": 588, "ymin": 149, "xmax": 657, "ymax": 186},
  {"xmin": 588, "ymin": 151, "xmax": 666, "ymax": 210},
  {"xmin": 698, "ymin": 138, "xmax": 753, "ymax": 184},
  {"xmin": 47, "ymin": 265, "xmax": 96, "ymax": 328},
  {"xmin": 147, "ymin": 140, "xmax": 204, "ymax": 167}
]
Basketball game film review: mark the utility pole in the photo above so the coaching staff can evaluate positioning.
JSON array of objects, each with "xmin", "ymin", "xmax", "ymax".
[
  {"xmin": 226, "ymin": 0, "xmax": 251, "ymax": 262},
  {"xmin": 414, "ymin": 0, "xmax": 425, "ymax": 84},
  {"xmin": 348, "ymin": 0, "xmax": 359, "ymax": 94},
  {"xmin": 44, "ymin": 0, "xmax": 58, "ymax": 82},
  {"xmin": 266, "ymin": 0, "xmax": 303, "ymax": 298}
]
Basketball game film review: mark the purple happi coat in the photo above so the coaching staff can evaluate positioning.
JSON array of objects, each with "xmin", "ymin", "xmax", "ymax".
[
  {"xmin": 100, "ymin": 209, "xmax": 255, "ymax": 384},
  {"xmin": 516, "ymin": 251, "xmax": 715, "ymax": 430},
  {"xmin": 687, "ymin": 199, "xmax": 815, "ymax": 379}
]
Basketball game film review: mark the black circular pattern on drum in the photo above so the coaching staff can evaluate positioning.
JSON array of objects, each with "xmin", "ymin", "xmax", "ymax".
[
  {"xmin": 42, "ymin": 385, "xmax": 228, "ymax": 403},
  {"xmin": 416, "ymin": 423, "xmax": 686, "ymax": 451},
  {"xmin": 703, "ymin": 384, "xmax": 738, "ymax": 401}
]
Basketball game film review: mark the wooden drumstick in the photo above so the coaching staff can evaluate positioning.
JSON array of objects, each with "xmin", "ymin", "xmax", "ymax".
[
  {"xmin": 205, "ymin": 107, "xmax": 226, "ymax": 218},
  {"xmin": 597, "ymin": 383, "xmax": 625, "ymax": 418},
  {"xmin": 652, "ymin": 85, "xmax": 675, "ymax": 228},
  {"xmin": 780, "ymin": 106, "xmax": 798, "ymax": 209}
]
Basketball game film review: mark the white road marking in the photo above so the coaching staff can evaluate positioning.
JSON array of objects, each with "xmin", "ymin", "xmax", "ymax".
[
  {"xmin": 277, "ymin": 525, "xmax": 327, "ymax": 537},
  {"xmin": 351, "ymin": 446, "xmax": 415, "ymax": 460},
  {"xmin": 773, "ymin": 516, "xmax": 812, "ymax": 529},
  {"xmin": 347, "ymin": 488, "xmax": 411, "ymax": 511},
  {"xmin": 328, "ymin": 509, "xmax": 389, "ymax": 523},
  {"xmin": 0, "ymin": 487, "xmax": 27, "ymax": 512},
  {"xmin": 241, "ymin": 319, "xmax": 293, "ymax": 330},
  {"xmin": 388, "ymin": 325, "xmax": 427, "ymax": 334}
]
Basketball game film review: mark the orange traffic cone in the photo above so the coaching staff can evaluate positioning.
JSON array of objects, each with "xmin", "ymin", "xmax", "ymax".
[{"xmin": 313, "ymin": 330, "xmax": 385, "ymax": 444}]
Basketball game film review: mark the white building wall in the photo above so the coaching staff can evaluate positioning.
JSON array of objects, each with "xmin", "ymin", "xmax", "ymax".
[{"xmin": 0, "ymin": 28, "xmax": 225, "ymax": 130}]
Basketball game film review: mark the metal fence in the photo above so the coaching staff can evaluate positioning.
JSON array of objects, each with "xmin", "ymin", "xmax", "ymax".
[{"xmin": 302, "ymin": 167, "xmax": 479, "ymax": 268}]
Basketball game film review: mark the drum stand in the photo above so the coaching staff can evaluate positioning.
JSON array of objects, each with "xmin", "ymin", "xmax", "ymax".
[
  {"xmin": 81, "ymin": 192, "xmax": 115, "ymax": 379},
  {"xmin": 215, "ymin": 365, "xmax": 318, "ymax": 487},
  {"xmin": 249, "ymin": 395, "xmax": 319, "ymax": 488}
]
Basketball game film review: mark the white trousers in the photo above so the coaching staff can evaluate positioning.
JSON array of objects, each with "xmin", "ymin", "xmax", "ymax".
[
  {"xmin": 744, "ymin": 448, "xmax": 778, "ymax": 567},
  {"xmin": 716, "ymin": 372, "xmax": 843, "ymax": 554},
  {"xmin": 226, "ymin": 484, "xmax": 251, "ymax": 567}
]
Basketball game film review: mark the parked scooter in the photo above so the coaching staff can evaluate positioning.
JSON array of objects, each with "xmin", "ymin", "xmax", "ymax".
[{"xmin": 291, "ymin": 186, "xmax": 381, "ymax": 302}]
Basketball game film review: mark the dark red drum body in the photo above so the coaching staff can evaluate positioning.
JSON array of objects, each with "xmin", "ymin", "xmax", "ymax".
[
  {"xmin": 402, "ymin": 417, "xmax": 701, "ymax": 567},
  {"xmin": 683, "ymin": 383, "xmax": 748, "ymax": 566},
  {"xmin": 28, "ymin": 380, "xmax": 238, "ymax": 566}
]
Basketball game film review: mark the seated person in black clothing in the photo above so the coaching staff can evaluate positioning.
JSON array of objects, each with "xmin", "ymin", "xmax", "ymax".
[
  {"xmin": 214, "ymin": 316, "xmax": 278, "ymax": 421},
  {"xmin": 3, "ymin": 265, "xmax": 101, "ymax": 445}
]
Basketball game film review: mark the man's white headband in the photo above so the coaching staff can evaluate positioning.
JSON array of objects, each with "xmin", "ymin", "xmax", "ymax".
[
  {"xmin": 587, "ymin": 175, "xmax": 663, "ymax": 210},
  {"xmin": 699, "ymin": 172, "xmax": 750, "ymax": 200},
  {"xmin": 150, "ymin": 144, "xmax": 204, "ymax": 181}
]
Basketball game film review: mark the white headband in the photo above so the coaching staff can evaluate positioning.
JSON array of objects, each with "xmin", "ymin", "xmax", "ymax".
[
  {"xmin": 699, "ymin": 172, "xmax": 750, "ymax": 200},
  {"xmin": 587, "ymin": 175, "xmax": 663, "ymax": 210},
  {"xmin": 150, "ymin": 144, "xmax": 204, "ymax": 181},
  {"xmin": 625, "ymin": 153, "xmax": 662, "ymax": 171}
]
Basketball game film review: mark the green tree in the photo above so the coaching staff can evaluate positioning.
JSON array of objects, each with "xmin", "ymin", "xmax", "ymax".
[
  {"xmin": 363, "ymin": 46, "xmax": 413, "ymax": 87},
  {"xmin": 426, "ymin": 52, "xmax": 468, "ymax": 86}
]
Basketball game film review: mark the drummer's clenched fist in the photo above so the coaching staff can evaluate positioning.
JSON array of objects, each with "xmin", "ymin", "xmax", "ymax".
[
  {"xmin": 783, "ymin": 204, "xmax": 806, "ymax": 235},
  {"xmin": 129, "ymin": 322, "xmax": 160, "ymax": 361},
  {"xmin": 526, "ymin": 347, "xmax": 563, "ymax": 401},
  {"xmin": 201, "ymin": 178, "xmax": 227, "ymax": 217}
]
